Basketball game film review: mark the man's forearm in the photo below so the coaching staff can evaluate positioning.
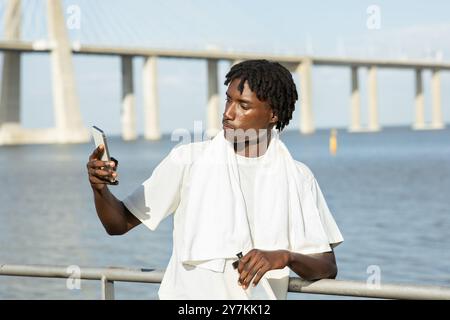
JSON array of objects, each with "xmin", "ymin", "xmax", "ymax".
[
  {"xmin": 93, "ymin": 186, "xmax": 128, "ymax": 235},
  {"xmin": 286, "ymin": 251, "xmax": 337, "ymax": 281}
]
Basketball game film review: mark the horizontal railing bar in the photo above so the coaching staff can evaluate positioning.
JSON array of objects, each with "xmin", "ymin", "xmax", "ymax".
[
  {"xmin": 288, "ymin": 278, "xmax": 450, "ymax": 300},
  {"xmin": 1, "ymin": 264, "xmax": 450, "ymax": 300},
  {"xmin": 0, "ymin": 264, "xmax": 164, "ymax": 283}
]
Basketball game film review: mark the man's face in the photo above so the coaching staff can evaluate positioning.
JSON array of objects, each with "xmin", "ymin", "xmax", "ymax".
[{"xmin": 222, "ymin": 78, "xmax": 277, "ymax": 143}]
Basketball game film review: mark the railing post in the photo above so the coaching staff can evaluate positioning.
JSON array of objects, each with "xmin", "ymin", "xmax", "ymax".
[{"xmin": 101, "ymin": 275, "xmax": 115, "ymax": 300}]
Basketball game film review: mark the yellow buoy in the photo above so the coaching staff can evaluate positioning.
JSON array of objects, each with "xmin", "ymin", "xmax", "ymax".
[{"xmin": 329, "ymin": 129, "xmax": 338, "ymax": 156}]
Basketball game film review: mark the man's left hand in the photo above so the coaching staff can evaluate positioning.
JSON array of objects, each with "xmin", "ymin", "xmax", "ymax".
[{"xmin": 237, "ymin": 249, "xmax": 290, "ymax": 289}]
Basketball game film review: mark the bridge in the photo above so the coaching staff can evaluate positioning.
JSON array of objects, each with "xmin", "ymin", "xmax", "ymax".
[{"xmin": 0, "ymin": 0, "xmax": 448, "ymax": 145}]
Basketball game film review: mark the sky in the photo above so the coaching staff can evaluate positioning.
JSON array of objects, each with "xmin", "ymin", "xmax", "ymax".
[{"xmin": 1, "ymin": 0, "xmax": 450, "ymax": 135}]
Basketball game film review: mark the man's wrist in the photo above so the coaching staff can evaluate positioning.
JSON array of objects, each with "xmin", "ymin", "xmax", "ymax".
[
  {"xmin": 282, "ymin": 250, "xmax": 292, "ymax": 268},
  {"xmin": 92, "ymin": 184, "xmax": 108, "ymax": 196}
]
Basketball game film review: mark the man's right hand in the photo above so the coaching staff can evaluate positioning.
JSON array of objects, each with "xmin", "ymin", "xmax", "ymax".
[{"xmin": 87, "ymin": 145, "xmax": 118, "ymax": 192}]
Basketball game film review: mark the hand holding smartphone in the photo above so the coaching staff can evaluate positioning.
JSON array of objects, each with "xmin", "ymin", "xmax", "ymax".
[{"xmin": 91, "ymin": 126, "xmax": 118, "ymax": 185}]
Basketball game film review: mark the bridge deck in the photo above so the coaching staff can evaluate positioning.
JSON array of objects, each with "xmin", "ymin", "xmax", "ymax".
[{"xmin": 1, "ymin": 40, "xmax": 450, "ymax": 70}]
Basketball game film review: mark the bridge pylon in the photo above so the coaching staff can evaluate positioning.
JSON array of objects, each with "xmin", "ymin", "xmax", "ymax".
[{"xmin": 0, "ymin": 0, "xmax": 89, "ymax": 145}]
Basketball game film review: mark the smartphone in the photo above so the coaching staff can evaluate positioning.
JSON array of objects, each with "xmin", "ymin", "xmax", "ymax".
[
  {"xmin": 91, "ymin": 126, "xmax": 118, "ymax": 184},
  {"xmin": 91, "ymin": 126, "xmax": 111, "ymax": 162}
]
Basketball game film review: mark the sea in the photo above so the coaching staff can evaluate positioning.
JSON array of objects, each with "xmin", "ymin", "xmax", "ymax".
[{"xmin": 0, "ymin": 126, "xmax": 449, "ymax": 299}]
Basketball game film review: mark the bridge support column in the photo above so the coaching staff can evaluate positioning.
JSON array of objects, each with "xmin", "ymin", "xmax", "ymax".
[
  {"xmin": 368, "ymin": 66, "xmax": 380, "ymax": 131},
  {"xmin": 413, "ymin": 68, "xmax": 425, "ymax": 129},
  {"xmin": 0, "ymin": 0, "xmax": 22, "ymax": 143},
  {"xmin": 297, "ymin": 58, "xmax": 314, "ymax": 134},
  {"xmin": 431, "ymin": 68, "xmax": 445, "ymax": 129},
  {"xmin": 121, "ymin": 56, "xmax": 137, "ymax": 140},
  {"xmin": 143, "ymin": 56, "xmax": 161, "ymax": 140},
  {"xmin": 349, "ymin": 66, "xmax": 361, "ymax": 132},
  {"xmin": 206, "ymin": 59, "xmax": 221, "ymax": 138},
  {"xmin": 47, "ymin": 0, "xmax": 88, "ymax": 143}
]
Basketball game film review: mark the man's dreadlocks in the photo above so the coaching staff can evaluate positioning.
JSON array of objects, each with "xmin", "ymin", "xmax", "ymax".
[{"xmin": 224, "ymin": 59, "xmax": 298, "ymax": 132}]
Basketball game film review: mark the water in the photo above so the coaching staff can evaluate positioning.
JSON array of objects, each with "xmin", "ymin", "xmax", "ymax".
[{"xmin": 1, "ymin": 126, "xmax": 449, "ymax": 299}]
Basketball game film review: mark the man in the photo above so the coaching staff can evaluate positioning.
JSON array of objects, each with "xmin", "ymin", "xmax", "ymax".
[{"xmin": 86, "ymin": 60, "xmax": 343, "ymax": 299}]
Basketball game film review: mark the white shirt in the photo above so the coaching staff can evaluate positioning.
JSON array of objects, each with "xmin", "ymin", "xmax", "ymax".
[
  {"xmin": 123, "ymin": 140, "xmax": 343, "ymax": 300},
  {"xmin": 235, "ymin": 151, "xmax": 265, "ymax": 244}
]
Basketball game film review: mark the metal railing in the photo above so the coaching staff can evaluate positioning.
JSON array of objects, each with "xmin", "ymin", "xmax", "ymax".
[{"xmin": 1, "ymin": 264, "xmax": 450, "ymax": 300}]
